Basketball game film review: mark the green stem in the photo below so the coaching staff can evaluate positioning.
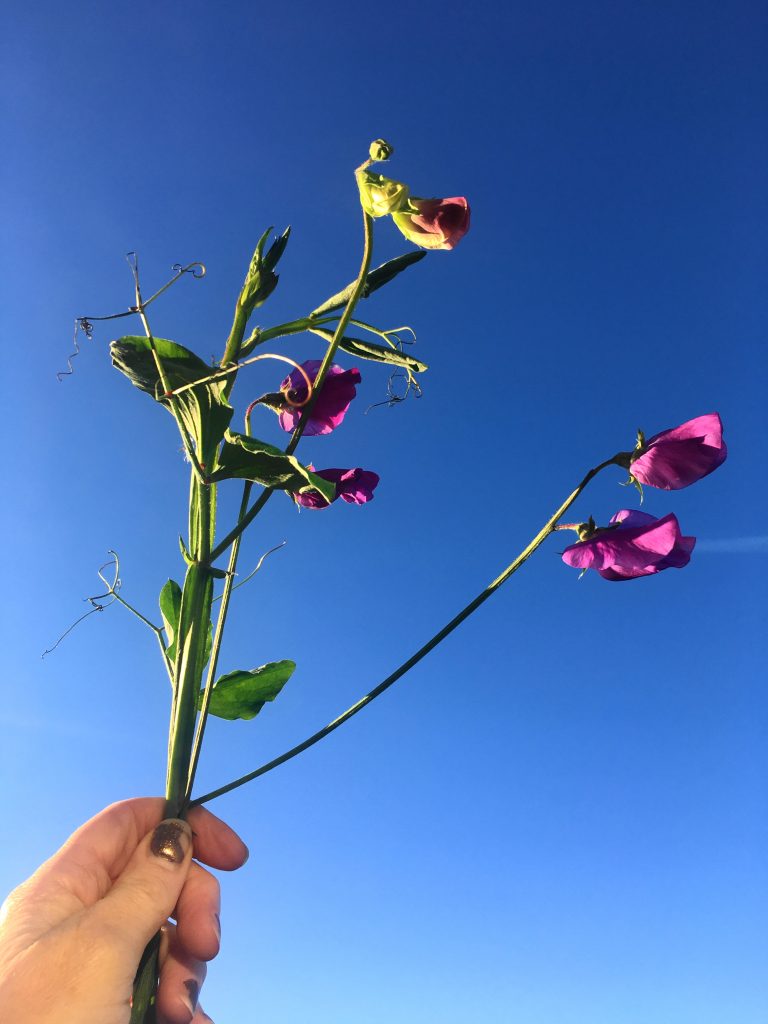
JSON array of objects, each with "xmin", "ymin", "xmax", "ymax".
[
  {"xmin": 185, "ymin": 480, "xmax": 252, "ymax": 803},
  {"xmin": 208, "ymin": 206, "xmax": 375, "ymax": 565},
  {"xmin": 165, "ymin": 562, "xmax": 213, "ymax": 816},
  {"xmin": 240, "ymin": 315, "xmax": 339, "ymax": 357},
  {"xmin": 191, "ymin": 454, "xmax": 622, "ymax": 806}
]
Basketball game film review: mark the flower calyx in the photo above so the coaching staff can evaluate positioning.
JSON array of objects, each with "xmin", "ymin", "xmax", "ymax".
[{"xmin": 356, "ymin": 169, "xmax": 411, "ymax": 218}]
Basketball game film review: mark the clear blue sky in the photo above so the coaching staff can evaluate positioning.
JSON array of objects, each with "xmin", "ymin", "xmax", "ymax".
[{"xmin": 2, "ymin": 2, "xmax": 767, "ymax": 1021}]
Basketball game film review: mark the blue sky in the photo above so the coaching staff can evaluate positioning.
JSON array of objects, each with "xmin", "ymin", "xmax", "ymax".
[{"xmin": 2, "ymin": 1, "xmax": 767, "ymax": 1021}]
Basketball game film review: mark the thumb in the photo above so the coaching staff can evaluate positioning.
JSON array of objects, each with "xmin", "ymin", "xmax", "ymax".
[{"xmin": 88, "ymin": 818, "xmax": 194, "ymax": 958}]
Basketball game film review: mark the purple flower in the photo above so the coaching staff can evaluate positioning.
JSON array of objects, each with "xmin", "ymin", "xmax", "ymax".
[
  {"xmin": 561, "ymin": 509, "xmax": 696, "ymax": 581},
  {"xmin": 278, "ymin": 360, "xmax": 361, "ymax": 436},
  {"xmin": 296, "ymin": 467, "xmax": 380, "ymax": 510},
  {"xmin": 630, "ymin": 413, "xmax": 727, "ymax": 490}
]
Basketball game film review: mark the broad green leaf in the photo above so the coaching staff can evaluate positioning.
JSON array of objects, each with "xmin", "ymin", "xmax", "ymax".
[
  {"xmin": 310, "ymin": 251, "xmax": 426, "ymax": 318},
  {"xmin": 110, "ymin": 336, "xmax": 233, "ymax": 462},
  {"xmin": 310, "ymin": 327, "xmax": 428, "ymax": 373},
  {"xmin": 209, "ymin": 431, "xmax": 336, "ymax": 503},
  {"xmin": 159, "ymin": 579, "xmax": 182, "ymax": 662},
  {"xmin": 199, "ymin": 661, "xmax": 296, "ymax": 721}
]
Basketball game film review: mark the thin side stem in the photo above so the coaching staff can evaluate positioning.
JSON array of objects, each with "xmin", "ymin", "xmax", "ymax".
[
  {"xmin": 208, "ymin": 206, "xmax": 375, "ymax": 564},
  {"xmin": 109, "ymin": 593, "xmax": 173, "ymax": 683},
  {"xmin": 191, "ymin": 454, "xmax": 622, "ymax": 806},
  {"xmin": 131, "ymin": 261, "xmax": 207, "ymax": 483}
]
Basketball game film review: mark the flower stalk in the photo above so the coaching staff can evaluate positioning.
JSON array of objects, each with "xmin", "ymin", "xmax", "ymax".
[{"xmin": 191, "ymin": 454, "xmax": 623, "ymax": 805}]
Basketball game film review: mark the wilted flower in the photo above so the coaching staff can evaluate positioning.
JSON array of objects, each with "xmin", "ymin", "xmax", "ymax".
[
  {"xmin": 295, "ymin": 467, "xmax": 380, "ymax": 509},
  {"xmin": 561, "ymin": 509, "xmax": 695, "ymax": 581},
  {"xmin": 628, "ymin": 413, "xmax": 727, "ymax": 490},
  {"xmin": 356, "ymin": 170, "xmax": 411, "ymax": 217},
  {"xmin": 392, "ymin": 196, "xmax": 470, "ymax": 250},
  {"xmin": 278, "ymin": 360, "xmax": 361, "ymax": 436}
]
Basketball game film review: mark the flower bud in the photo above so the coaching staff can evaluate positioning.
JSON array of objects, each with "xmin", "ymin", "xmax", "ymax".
[
  {"xmin": 356, "ymin": 170, "xmax": 411, "ymax": 218},
  {"xmin": 369, "ymin": 139, "xmax": 394, "ymax": 162},
  {"xmin": 238, "ymin": 227, "xmax": 291, "ymax": 317}
]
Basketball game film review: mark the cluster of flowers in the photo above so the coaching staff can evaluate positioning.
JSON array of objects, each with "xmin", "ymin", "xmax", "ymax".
[
  {"xmin": 273, "ymin": 359, "xmax": 379, "ymax": 509},
  {"xmin": 561, "ymin": 414, "xmax": 726, "ymax": 581}
]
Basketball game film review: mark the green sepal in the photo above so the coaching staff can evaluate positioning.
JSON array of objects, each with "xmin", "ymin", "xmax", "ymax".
[
  {"xmin": 159, "ymin": 579, "xmax": 183, "ymax": 663},
  {"xmin": 310, "ymin": 251, "xmax": 426, "ymax": 318},
  {"xmin": 199, "ymin": 660, "xmax": 296, "ymax": 720},
  {"xmin": 209, "ymin": 431, "xmax": 336, "ymax": 503},
  {"xmin": 311, "ymin": 327, "xmax": 428, "ymax": 373},
  {"xmin": 110, "ymin": 336, "xmax": 233, "ymax": 463},
  {"xmin": 179, "ymin": 535, "xmax": 194, "ymax": 566}
]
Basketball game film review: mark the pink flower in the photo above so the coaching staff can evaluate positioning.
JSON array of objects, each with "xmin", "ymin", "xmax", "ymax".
[
  {"xmin": 630, "ymin": 413, "xmax": 727, "ymax": 490},
  {"xmin": 392, "ymin": 197, "xmax": 470, "ymax": 250},
  {"xmin": 278, "ymin": 360, "xmax": 361, "ymax": 436},
  {"xmin": 561, "ymin": 509, "xmax": 696, "ymax": 581},
  {"xmin": 296, "ymin": 468, "xmax": 380, "ymax": 510}
]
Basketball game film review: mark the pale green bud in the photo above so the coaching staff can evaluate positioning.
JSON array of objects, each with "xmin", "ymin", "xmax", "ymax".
[
  {"xmin": 369, "ymin": 138, "xmax": 394, "ymax": 162},
  {"xmin": 356, "ymin": 169, "xmax": 410, "ymax": 218}
]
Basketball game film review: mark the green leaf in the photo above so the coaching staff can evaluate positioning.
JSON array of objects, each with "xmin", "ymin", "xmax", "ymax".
[
  {"xmin": 310, "ymin": 327, "xmax": 428, "ymax": 373},
  {"xmin": 199, "ymin": 661, "xmax": 296, "ymax": 721},
  {"xmin": 209, "ymin": 431, "xmax": 336, "ymax": 503},
  {"xmin": 110, "ymin": 336, "xmax": 233, "ymax": 462},
  {"xmin": 310, "ymin": 251, "xmax": 426, "ymax": 318},
  {"xmin": 159, "ymin": 579, "xmax": 182, "ymax": 662}
]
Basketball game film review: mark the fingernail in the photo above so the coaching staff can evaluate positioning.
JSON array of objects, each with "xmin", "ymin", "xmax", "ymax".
[
  {"xmin": 150, "ymin": 819, "xmax": 191, "ymax": 864},
  {"xmin": 213, "ymin": 912, "xmax": 221, "ymax": 943},
  {"xmin": 182, "ymin": 978, "xmax": 199, "ymax": 1015}
]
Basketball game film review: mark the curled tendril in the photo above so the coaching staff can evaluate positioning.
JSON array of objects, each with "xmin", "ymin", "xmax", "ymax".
[
  {"xmin": 171, "ymin": 262, "xmax": 206, "ymax": 279},
  {"xmin": 366, "ymin": 368, "xmax": 422, "ymax": 413},
  {"xmin": 56, "ymin": 318, "xmax": 96, "ymax": 381},
  {"xmin": 41, "ymin": 553, "xmax": 121, "ymax": 658},
  {"xmin": 60, "ymin": 257, "xmax": 206, "ymax": 381},
  {"xmin": 169, "ymin": 352, "xmax": 314, "ymax": 409}
]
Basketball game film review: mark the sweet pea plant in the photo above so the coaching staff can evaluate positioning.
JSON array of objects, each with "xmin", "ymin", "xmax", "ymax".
[{"xmin": 64, "ymin": 140, "xmax": 726, "ymax": 1021}]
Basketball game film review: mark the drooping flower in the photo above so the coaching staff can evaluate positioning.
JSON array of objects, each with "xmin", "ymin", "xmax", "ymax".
[
  {"xmin": 561, "ymin": 509, "xmax": 695, "ymax": 581},
  {"xmin": 392, "ymin": 196, "xmax": 471, "ymax": 250},
  {"xmin": 277, "ymin": 360, "xmax": 361, "ymax": 436},
  {"xmin": 628, "ymin": 413, "xmax": 727, "ymax": 490},
  {"xmin": 295, "ymin": 467, "xmax": 380, "ymax": 509},
  {"xmin": 356, "ymin": 170, "xmax": 411, "ymax": 218}
]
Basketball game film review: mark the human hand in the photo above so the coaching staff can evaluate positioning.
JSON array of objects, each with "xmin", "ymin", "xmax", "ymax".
[{"xmin": 0, "ymin": 797, "xmax": 248, "ymax": 1024}]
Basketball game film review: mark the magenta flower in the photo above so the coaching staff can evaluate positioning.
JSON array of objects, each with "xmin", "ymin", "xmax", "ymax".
[
  {"xmin": 630, "ymin": 413, "xmax": 727, "ymax": 490},
  {"xmin": 295, "ymin": 467, "xmax": 380, "ymax": 510},
  {"xmin": 392, "ymin": 197, "xmax": 471, "ymax": 250},
  {"xmin": 561, "ymin": 509, "xmax": 695, "ymax": 581},
  {"xmin": 278, "ymin": 360, "xmax": 361, "ymax": 436}
]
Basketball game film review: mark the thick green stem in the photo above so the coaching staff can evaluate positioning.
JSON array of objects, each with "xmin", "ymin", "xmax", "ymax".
[
  {"xmin": 185, "ymin": 480, "xmax": 253, "ymax": 803},
  {"xmin": 192, "ymin": 454, "xmax": 622, "ymax": 806},
  {"xmin": 165, "ymin": 562, "xmax": 213, "ymax": 816}
]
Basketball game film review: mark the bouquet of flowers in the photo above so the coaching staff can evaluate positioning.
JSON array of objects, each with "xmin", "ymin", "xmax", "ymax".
[{"xmin": 59, "ymin": 139, "xmax": 725, "ymax": 1021}]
